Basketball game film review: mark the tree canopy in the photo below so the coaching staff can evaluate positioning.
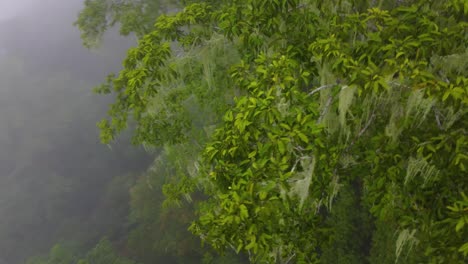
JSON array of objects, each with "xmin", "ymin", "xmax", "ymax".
[{"xmin": 77, "ymin": 0, "xmax": 467, "ymax": 263}]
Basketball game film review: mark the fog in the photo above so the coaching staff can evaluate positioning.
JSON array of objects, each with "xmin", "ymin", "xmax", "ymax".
[
  {"xmin": 0, "ymin": 1, "xmax": 151, "ymax": 263},
  {"xmin": 0, "ymin": 0, "xmax": 84, "ymax": 19},
  {"xmin": 0, "ymin": 0, "xmax": 30, "ymax": 21}
]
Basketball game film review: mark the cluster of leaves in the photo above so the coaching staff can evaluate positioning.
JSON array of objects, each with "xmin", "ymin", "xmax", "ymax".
[
  {"xmin": 75, "ymin": 0, "xmax": 178, "ymax": 48},
  {"xmin": 84, "ymin": 0, "xmax": 467, "ymax": 263},
  {"xmin": 192, "ymin": 53, "xmax": 334, "ymax": 263},
  {"xmin": 74, "ymin": 2, "xmax": 248, "ymax": 264},
  {"xmin": 446, "ymin": 192, "xmax": 468, "ymax": 257},
  {"xmin": 93, "ymin": 2, "xmax": 236, "ymax": 145}
]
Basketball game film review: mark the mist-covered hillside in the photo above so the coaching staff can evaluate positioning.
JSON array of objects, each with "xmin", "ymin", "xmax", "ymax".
[{"xmin": 0, "ymin": 1, "xmax": 151, "ymax": 263}]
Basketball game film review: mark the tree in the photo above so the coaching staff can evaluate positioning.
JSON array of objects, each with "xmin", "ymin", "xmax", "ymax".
[
  {"xmin": 79, "ymin": 238, "xmax": 138, "ymax": 264},
  {"xmin": 26, "ymin": 244, "xmax": 77, "ymax": 264},
  {"xmin": 86, "ymin": 0, "xmax": 467, "ymax": 263},
  {"xmin": 28, "ymin": 239, "xmax": 138, "ymax": 264}
]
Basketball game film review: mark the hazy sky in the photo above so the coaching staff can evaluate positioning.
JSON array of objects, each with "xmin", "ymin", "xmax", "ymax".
[
  {"xmin": 0, "ymin": 1, "xmax": 32, "ymax": 20},
  {"xmin": 0, "ymin": 0, "xmax": 82, "ymax": 21}
]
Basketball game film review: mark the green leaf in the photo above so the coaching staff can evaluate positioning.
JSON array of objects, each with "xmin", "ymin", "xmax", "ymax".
[
  {"xmin": 236, "ymin": 243, "xmax": 243, "ymax": 253},
  {"xmin": 455, "ymin": 219, "xmax": 465, "ymax": 232},
  {"xmin": 459, "ymin": 243, "xmax": 468, "ymax": 256},
  {"xmin": 296, "ymin": 131, "xmax": 309, "ymax": 143},
  {"xmin": 240, "ymin": 204, "xmax": 249, "ymax": 219},
  {"xmin": 278, "ymin": 140, "xmax": 286, "ymax": 154}
]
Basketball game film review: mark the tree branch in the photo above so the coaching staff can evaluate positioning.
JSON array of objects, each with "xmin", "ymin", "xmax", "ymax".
[
  {"xmin": 317, "ymin": 95, "xmax": 334, "ymax": 123},
  {"xmin": 284, "ymin": 253, "xmax": 296, "ymax": 264},
  {"xmin": 307, "ymin": 84, "xmax": 336, "ymax": 96},
  {"xmin": 433, "ymin": 107, "xmax": 444, "ymax": 130},
  {"xmin": 333, "ymin": 109, "xmax": 377, "ymax": 175}
]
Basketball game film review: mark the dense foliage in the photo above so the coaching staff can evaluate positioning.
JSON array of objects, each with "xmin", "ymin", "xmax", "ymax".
[{"xmin": 75, "ymin": 0, "xmax": 178, "ymax": 47}]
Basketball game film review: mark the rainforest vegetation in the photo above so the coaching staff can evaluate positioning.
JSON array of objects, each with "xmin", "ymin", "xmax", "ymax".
[{"xmin": 0, "ymin": 0, "xmax": 466, "ymax": 263}]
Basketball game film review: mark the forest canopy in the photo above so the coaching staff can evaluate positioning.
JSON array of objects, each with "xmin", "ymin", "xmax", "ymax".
[{"xmin": 33, "ymin": 0, "xmax": 468, "ymax": 263}]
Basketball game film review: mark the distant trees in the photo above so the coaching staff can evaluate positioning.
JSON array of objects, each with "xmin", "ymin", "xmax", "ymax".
[
  {"xmin": 0, "ymin": 30, "xmax": 149, "ymax": 264},
  {"xmin": 28, "ymin": 239, "xmax": 137, "ymax": 264},
  {"xmin": 78, "ymin": 239, "xmax": 137, "ymax": 264}
]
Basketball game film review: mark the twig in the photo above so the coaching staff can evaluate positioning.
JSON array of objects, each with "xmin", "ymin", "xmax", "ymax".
[
  {"xmin": 333, "ymin": 109, "xmax": 377, "ymax": 175},
  {"xmin": 227, "ymin": 242, "xmax": 237, "ymax": 253},
  {"xmin": 358, "ymin": 112, "xmax": 376, "ymax": 138},
  {"xmin": 307, "ymin": 84, "xmax": 336, "ymax": 96},
  {"xmin": 317, "ymin": 95, "xmax": 334, "ymax": 123},
  {"xmin": 146, "ymin": 175, "xmax": 154, "ymax": 190},
  {"xmin": 284, "ymin": 253, "xmax": 296, "ymax": 264},
  {"xmin": 288, "ymin": 3, "xmax": 308, "ymax": 12},
  {"xmin": 433, "ymin": 107, "xmax": 443, "ymax": 130}
]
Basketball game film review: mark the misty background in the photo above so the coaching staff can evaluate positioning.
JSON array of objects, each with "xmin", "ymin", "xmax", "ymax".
[{"xmin": 0, "ymin": 0, "xmax": 152, "ymax": 263}]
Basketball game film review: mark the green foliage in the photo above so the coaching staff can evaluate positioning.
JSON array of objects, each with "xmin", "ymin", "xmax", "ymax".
[
  {"xmin": 26, "ymin": 244, "xmax": 77, "ymax": 264},
  {"xmin": 93, "ymin": 2, "xmax": 232, "ymax": 146},
  {"xmin": 87, "ymin": 0, "xmax": 468, "ymax": 263},
  {"xmin": 192, "ymin": 53, "xmax": 332, "ymax": 263},
  {"xmin": 446, "ymin": 192, "xmax": 468, "ymax": 258},
  {"xmin": 75, "ymin": 0, "xmax": 178, "ymax": 48}
]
